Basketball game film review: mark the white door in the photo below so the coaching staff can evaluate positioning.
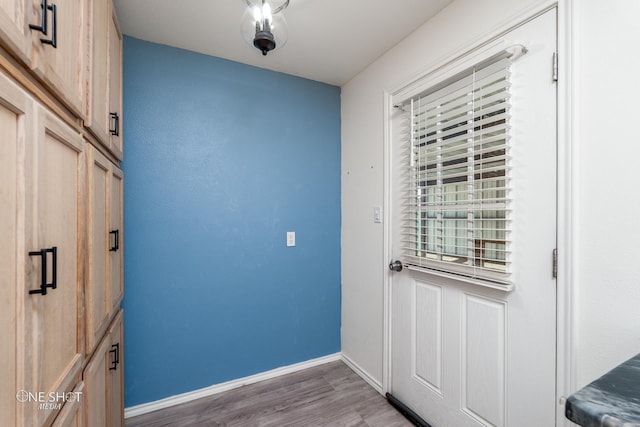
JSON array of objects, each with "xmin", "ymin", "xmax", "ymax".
[{"xmin": 389, "ymin": 9, "xmax": 557, "ymax": 427}]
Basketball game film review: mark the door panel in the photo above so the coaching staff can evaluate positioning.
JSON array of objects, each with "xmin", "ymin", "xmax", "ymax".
[
  {"xmin": 51, "ymin": 382, "xmax": 84, "ymax": 427},
  {"xmin": 462, "ymin": 293, "xmax": 506, "ymax": 426},
  {"xmin": 413, "ymin": 281, "xmax": 442, "ymax": 393},
  {"xmin": 0, "ymin": 0, "xmax": 32, "ymax": 64},
  {"xmin": 82, "ymin": 310, "xmax": 124, "ymax": 427},
  {"xmin": 0, "ymin": 99, "xmax": 19, "ymax": 427},
  {"xmin": 28, "ymin": 105, "xmax": 84, "ymax": 427},
  {"xmin": 390, "ymin": 9, "xmax": 557, "ymax": 427},
  {"xmin": 0, "ymin": 70, "xmax": 29, "ymax": 427},
  {"xmin": 31, "ymin": 0, "xmax": 86, "ymax": 117},
  {"xmin": 86, "ymin": 0, "xmax": 110, "ymax": 146},
  {"xmin": 108, "ymin": 2, "xmax": 122, "ymax": 159},
  {"xmin": 108, "ymin": 310, "xmax": 124, "ymax": 427},
  {"xmin": 109, "ymin": 167, "xmax": 123, "ymax": 311},
  {"xmin": 83, "ymin": 335, "xmax": 110, "ymax": 427},
  {"xmin": 86, "ymin": 144, "xmax": 111, "ymax": 353}
]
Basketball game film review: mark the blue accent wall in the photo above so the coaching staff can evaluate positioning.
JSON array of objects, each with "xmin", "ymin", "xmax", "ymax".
[{"xmin": 122, "ymin": 37, "xmax": 341, "ymax": 407}]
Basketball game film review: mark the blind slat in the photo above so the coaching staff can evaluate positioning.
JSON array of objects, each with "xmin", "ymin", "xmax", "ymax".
[{"xmin": 400, "ymin": 55, "xmax": 513, "ymax": 284}]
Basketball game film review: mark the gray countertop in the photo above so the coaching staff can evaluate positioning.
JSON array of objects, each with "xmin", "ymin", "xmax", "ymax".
[{"xmin": 566, "ymin": 353, "xmax": 640, "ymax": 426}]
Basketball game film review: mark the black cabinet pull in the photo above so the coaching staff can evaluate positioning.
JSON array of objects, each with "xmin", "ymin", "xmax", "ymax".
[
  {"xmin": 109, "ymin": 343, "xmax": 120, "ymax": 370},
  {"xmin": 30, "ymin": 1, "xmax": 57, "ymax": 48},
  {"xmin": 28, "ymin": 248, "xmax": 46, "ymax": 295},
  {"xmin": 110, "ymin": 112, "xmax": 119, "ymax": 136},
  {"xmin": 42, "ymin": 3, "xmax": 57, "ymax": 48},
  {"xmin": 50, "ymin": 246, "xmax": 57, "ymax": 290},
  {"xmin": 28, "ymin": 246, "xmax": 57, "ymax": 296},
  {"xmin": 109, "ymin": 229, "xmax": 119, "ymax": 252},
  {"xmin": 29, "ymin": 0, "xmax": 48, "ymax": 35}
]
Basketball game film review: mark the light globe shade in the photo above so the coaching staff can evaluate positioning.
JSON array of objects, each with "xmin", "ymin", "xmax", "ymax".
[{"xmin": 240, "ymin": 0, "xmax": 289, "ymax": 54}]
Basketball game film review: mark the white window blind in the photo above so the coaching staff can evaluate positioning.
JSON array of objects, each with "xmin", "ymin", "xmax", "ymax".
[{"xmin": 401, "ymin": 56, "xmax": 513, "ymax": 284}]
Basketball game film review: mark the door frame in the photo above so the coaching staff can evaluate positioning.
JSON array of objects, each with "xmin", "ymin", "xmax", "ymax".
[{"xmin": 381, "ymin": 2, "xmax": 577, "ymax": 425}]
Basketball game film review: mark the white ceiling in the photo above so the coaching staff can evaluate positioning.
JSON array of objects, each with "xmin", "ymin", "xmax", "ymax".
[{"xmin": 112, "ymin": 0, "xmax": 453, "ymax": 86}]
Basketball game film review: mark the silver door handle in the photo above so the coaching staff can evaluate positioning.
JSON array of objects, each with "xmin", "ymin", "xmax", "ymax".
[{"xmin": 389, "ymin": 260, "xmax": 403, "ymax": 272}]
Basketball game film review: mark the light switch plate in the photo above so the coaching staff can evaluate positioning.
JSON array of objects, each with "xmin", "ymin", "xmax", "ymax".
[
  {"xmin": 374, "ymin": 206, "xmax": 382, "ymax": 223},
  {"xmin": 287, "ymin": 231, "xmax": 295, "ymax": 247}
]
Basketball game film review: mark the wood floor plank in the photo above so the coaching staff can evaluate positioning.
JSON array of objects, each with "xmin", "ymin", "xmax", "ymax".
[{"xmin": 125, "ymin": 361, "xmax": 411, "ymax": 426}]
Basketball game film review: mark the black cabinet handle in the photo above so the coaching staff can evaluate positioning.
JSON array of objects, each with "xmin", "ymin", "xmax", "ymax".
[
  {"xmin": 28, "ymin": 246, "xmax": 57, "ymax": 296},
  {"xmin": 51, "ymin": 246, "xmax": 57, "ymax": 290},
  {"xmin": 30, "ymin": 0, "xmax": 56, "ymax": 48},
  {"xmin": 43, "ymin": 3, "xmax": 57, "ymax": 48},
  {"xmin": 29, "ymin": 0, "xmax": 48, "ymax": 35},
  {"xmin": 109, "ymin": 343, "xmax": 120, "ymax": 370},
  {"xmin": 109, "ymin": 229, "xmax": 119, "ymax": 252},
  {"xmin": 28, "ymin": 248, "xmax": 46, "ymax": 295},
  {"xmin": 110, "ymin": 112, "xmax": 120, "ymax": 136}
]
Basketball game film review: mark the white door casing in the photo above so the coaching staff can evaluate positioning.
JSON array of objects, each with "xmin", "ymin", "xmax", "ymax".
[{"xmin": 387, "ymin": 9, "xmax": 557, "ymax": 427}]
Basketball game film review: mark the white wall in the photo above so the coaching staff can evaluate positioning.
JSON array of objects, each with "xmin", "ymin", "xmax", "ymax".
[
  {"xmin": 341, "ymin": 0, "xmax": 554, "ymax": 386},
  {"xmin": 342, "ymin": 0, "xmax": 640, "ymax": 400},
  {"xmin": 574, "ymin": 0, "xmax": 640, "ymax": 388}
]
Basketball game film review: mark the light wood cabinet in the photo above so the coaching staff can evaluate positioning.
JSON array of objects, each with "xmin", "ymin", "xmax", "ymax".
[
  {"xmin": 109, "ymin": 163, "xmax": 123, "ymax": 309},
  {"xmin": 86, "ymin": 0, "xmax": 122, "ymax": 159},
  {"xmin": 0, "ymin": 64, "xmax": 30, "ymax": 427},
  {"xmin": 77, "ymin": 129, "xmax": 125, "ymax": 427},
  {"xmin": 0, "ymin": 68, "xmax": 86, "ymax": 427},
  {"xmin": 26, "ymin": 93, "xmax": 85, "ymax": 427},
  {"xmin": 0, "ymin": 0, "xmax": 33, "ymax": 64},
  {"xmin": 85, "ymin": 144, "xmax": 123, "ymax": 354},
  {"xmin": 85, "ymin": 0, "xmax": 110, "ymax": 146},
  {"xmin": 29, "ymin": 0, "xmax": 87, "ymax": 118},
  {"xmin": 82, "ymin": 310, "xmax": 123, "ymax": 427},
  {"xmin": 0, "ymin": 0, "xmax": 88, "ymax": 118},
  {"xmin": 107, "ymin": 0, "xmax": 122, "ymax": 159},
  {"xmin": 51, "ymin": 382, "xmax": 85, "ymax": 427},
  {"xmin": 0, "ymin": 0, "xmax": 124, "ymax": 424},
  {"xmin": 83, "ymin": 334, "xmax": 110, "ymax": 427},
  {"xmin": 86, "ymin": 144, "xmax": 111, "ymax": 353},
  {"xmin": 108, "ymin": 311, "xmax": 124, "ymax": 427}
]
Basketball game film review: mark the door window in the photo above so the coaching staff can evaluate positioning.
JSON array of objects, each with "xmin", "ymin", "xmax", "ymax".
[{"xmin": 399, "ymin": 57, "xmax": 513, "ymax": 284}]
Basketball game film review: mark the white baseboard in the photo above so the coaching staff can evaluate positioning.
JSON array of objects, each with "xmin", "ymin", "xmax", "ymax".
[
  {"xmin": 340, "ymin": 353, "xmax": 384, "ymax": 394},
  {"xmin": 124, "ymin": 353, "xmax": 342, "ymax": 419}
]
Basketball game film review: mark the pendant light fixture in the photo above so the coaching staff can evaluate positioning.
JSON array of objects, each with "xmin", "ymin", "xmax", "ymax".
[{"xmin": 241, "ymin": 0, "xmax": 289, "ymax": 56}]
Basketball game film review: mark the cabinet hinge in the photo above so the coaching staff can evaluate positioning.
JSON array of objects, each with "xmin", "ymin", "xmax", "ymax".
[
  {"xmin": 552, "ymin": 248, "xmax": 558, "ymax": 279},
  {"xmin": 552, "ymin": 52, "xmax": 559, "ymax": 82}
]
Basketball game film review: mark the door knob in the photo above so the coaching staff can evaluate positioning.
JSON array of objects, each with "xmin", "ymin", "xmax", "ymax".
[{"xmin": 389, "ymin": 260, "xmax": 403, "ymax": 272}]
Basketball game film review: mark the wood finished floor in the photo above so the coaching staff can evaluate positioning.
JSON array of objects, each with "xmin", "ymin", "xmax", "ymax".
[{"xmin": 125, "ymin": 360, "xmax": 412, "ymax": 427}]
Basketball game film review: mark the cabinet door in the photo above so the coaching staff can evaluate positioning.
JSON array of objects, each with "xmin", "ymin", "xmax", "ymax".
[
  {"xmin": 107, "ymin": 0, "xmax": 122, "ymax": 159},
  {"xmin": 82, "ymin": 335, "xmax": 110, "ymax": 427},
  {"xmin": 30, "ymin": 0, "xmax": 86, "ymax": 117},
  {"xmin": 0, "ymin": 69, "xmax": 30, "ymax": 427},
  {"xmin": 85, "ymin": 144, "xmax": 111, "ymax": 353},
  {"xmin": 82, "ymin": 310, "xmax": 122, "ymax": 427},
  {"xmin": 109, "ymin": 166, "xmax": 123, "ymax": 312},
  {"xmin": 51, "ymin": 382, "xmax": 85, "ymax": 427},
  {"xmin": 85, "ymin": 0, "xmax": 110, "ymax": 147},
  {"xmin": 0, "ymin": 0, "xmax": 32, "ymax": 64},
  {"xmin": 26, "ymin": 104, "xmax": 84, "ymax": 427},
  {"xmin": 108, "ymin": 310, "xmax": 124, "ymax": 427}
]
